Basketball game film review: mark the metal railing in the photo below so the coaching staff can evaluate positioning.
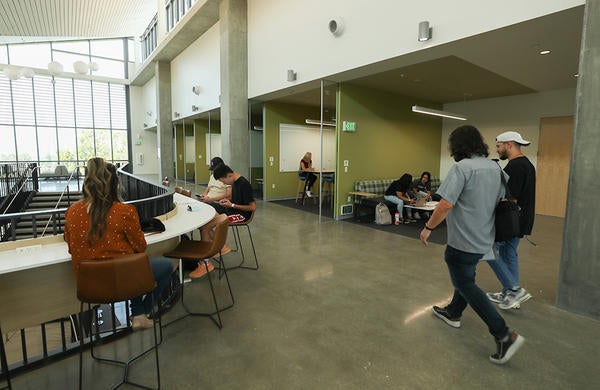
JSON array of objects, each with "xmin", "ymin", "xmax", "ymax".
[
  {"xmin": 0, "ymin": 165, "xmax": 175, "ymax": 379},
  {"xmin": 0, "ymin": 163, "xmax": 173, "ymax": 241},
  {"xmin": 141, "ymin": 13, "xmax": 158, "ymax": 61}
]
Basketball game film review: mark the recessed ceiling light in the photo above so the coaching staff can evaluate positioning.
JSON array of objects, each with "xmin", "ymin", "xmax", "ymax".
[
  {"xmin": 574, "ymin": 73, "xmax": 579, "ymax": 78},
  {"xmin": 539, "ymin": 49, "xmax": 551, "ymax": 55}
]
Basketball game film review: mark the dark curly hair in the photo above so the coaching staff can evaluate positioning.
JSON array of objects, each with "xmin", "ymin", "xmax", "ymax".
[{"xmin": 448, "ymin": 125, "xmax": 489, "ymax": 162}]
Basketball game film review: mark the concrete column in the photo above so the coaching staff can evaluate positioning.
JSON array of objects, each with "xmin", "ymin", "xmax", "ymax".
[
  {"xmin": 155, "ymin": 61, "xmax": 174, "ymax": 181},
  {"xmin": 156, "ymin": 0, "xmax": 167, "ymax": 42},
  {"xmin": 220, "ymin": 0, "xmax": 249, "ymax": 176},
  {"xmin": 556, "ymin": 0, "xmax": 600, "ymax": 319}
]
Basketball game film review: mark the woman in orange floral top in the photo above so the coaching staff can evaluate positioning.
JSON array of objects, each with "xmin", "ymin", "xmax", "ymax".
[{"xmin": 65, "ymin": 158, "xmax": 173, "ymax": 330}]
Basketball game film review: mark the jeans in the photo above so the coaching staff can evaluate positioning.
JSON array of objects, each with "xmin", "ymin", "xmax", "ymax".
[
  {"xmin": 130, "ymin": 257, "xmax": 174, "ymax": 316},
  {"xmin": 299, "ymin": 172, "xmax": 317, "ymax": 191},
  {"xmin": 487, "ymin": 237, "xmax": 520, "ymax": 292},
  {"xmin": 383, "ymin": 195, "xmax": 412, "ymax": 218},
  {"xmin": 444, "ymin": 246, "xmax": 509, "ymax": 340}
]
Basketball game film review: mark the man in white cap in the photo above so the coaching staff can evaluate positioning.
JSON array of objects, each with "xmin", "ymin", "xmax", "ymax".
[{"xmin": 487, "ymin": 131, "xmax": 536, "ymax": 309}]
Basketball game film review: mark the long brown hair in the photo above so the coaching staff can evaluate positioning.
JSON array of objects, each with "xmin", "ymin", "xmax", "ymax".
[{"xmin": 83, "ymin": 157, "xmax": 121, "ymax": 244}]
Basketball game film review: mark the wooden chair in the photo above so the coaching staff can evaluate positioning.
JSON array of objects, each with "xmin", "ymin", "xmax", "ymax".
[
  {"xmin": 229, "ymin": 212, "xmax": 259, "ymax": 271},
  {"xmin": 0, "ymin": 323, "xmax": 11, "ymax": 390},
  {"xmin": 163, "ymin": 218, "xmax": 234, "ymax": 329},
  {"xmin": 76, "ymin": 253, "xmax": 161, "ymax": 390}
]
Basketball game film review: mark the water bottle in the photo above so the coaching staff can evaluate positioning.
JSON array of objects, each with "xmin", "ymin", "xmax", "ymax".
[{"xmin": 394, "ymin": 212, "xmax": 400, "ymax": 225}]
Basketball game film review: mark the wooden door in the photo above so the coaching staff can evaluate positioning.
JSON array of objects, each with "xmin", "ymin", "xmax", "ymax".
[{"xmin": 536, "ymin": 116, "xmax": 574, "ymax": 217}]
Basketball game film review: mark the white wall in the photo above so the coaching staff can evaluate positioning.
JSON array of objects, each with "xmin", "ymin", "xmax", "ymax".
[
  {"xmin": 129, "ymin": 76, "xmax": 159, "ymax": 175},
  {"xmin": 247, "ymin": 0, "xmax": 583, "ymax": 98},
  {"xmin": 439, "ymin": 88, "xmax": 576, "ymax": 179},
  {"xmin": 170, "ymin": 21, "xmax": 220, "ymax": 120}
]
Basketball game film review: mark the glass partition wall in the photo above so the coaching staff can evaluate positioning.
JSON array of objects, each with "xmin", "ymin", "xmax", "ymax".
[
  {"xmin": 318, "ymin": 80, "xmax": 338, "ymax": 222},
  {"xmin": 249, "ymin": 100, "xmax": 264, "ymax": 200}
]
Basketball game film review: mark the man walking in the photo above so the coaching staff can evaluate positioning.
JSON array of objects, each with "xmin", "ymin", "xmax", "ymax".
[
  {"xmin": 421, "ymin": 125, "xmax": 524, "ymax": 364},
  {"xmin": 487, "ymin": 131, "xmax": 536, "ymax": 310}
]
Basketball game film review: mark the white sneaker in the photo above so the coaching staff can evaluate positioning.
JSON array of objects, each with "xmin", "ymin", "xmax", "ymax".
[
  {"xmin": 487, "ymin": 291, "xmax": 507, "ymax": 304},
  {"xmin": 499, "ymin": 288, "xmax": 532, "ymax": 310},
  {"xmin": 306, "ymin": 190, "xmax": 312, "ymax": 197}
]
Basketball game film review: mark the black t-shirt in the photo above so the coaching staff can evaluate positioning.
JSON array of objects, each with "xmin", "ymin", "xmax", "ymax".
[
  {"xmin": 231, "ymin": 176, "xmax": 255, "ymax": 219},
  {"xmin": 385, "ymin": 180, "xmax": 409, "ymax": 196},
  {"xmin": 505, "ymin": 156, "xmax": 536, "ymax": 236}
]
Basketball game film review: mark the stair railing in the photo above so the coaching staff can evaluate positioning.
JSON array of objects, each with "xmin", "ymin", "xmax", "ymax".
[
  {"xmin": 0, "ymin": 163, "xmax": 39, "ymax": 215},
  {"xmin": 40, "ymin": 166, "xmax": 87, "ymax": 237}
]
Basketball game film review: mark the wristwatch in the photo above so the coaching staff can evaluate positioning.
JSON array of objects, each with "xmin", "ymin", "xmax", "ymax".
[{"xmin": 231, "ymin": 203, "xmax": 236, "ymax": 209}]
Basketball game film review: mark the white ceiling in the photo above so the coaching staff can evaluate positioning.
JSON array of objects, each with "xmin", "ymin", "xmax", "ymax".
[{"xmin": 0, "ymin": 0, "xmax": 157, "ymax": 39}]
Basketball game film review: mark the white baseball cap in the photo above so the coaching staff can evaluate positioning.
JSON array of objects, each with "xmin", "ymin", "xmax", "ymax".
[{"xmin": 496, "ymin": 131, "xmax": 531, "ymax": 146}]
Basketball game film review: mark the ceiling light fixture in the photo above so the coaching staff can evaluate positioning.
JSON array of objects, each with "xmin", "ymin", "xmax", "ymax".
[
  {"xmin": 412, "ymin": 105, "xmax": 467, "ymax": 121},
  {"xmin": 539, "ymin": 49, "xmax": 551, "ymax": 55},
  {"xmin": 305, "ymin": 119, "xmax": 336, "ymax": 127},
  {"xmin": 574, "ymin": 73, "xmax": 579, "ymax": 78}
]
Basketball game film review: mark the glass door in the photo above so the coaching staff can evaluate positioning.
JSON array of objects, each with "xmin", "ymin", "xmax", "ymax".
[{"xmin": 318, "ymin": 80, "xmax": 338, "ymax": 222}]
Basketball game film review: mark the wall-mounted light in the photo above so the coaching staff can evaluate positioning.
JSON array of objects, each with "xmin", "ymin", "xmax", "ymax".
[
  {"xmin": 539, "ymin": 49, "xmax": 551, "ymax": 55},
  {"xmin": 192, "ymin": 85, "xmax": 201, "ymax": 95},
  {"xmin": 146, "ymin": 111, "xmax": 153, "ymax": 116},
  {"xmin": 192, "ymin": 105, "xmax": 199, "ymax": 112},
  {"xmin": 174, "ymin": 112, "xmax": 181, "ymax": 118},
  {"xmin": 287, "ymin": 69, "xmax": 297, "ymax": 82},
  {"xmin": 418, "ymin": 21, "xmax": 432, "ymax": 42},
  {"xmin": 412, "ymin": 105, "xmax": 466, "ymax": 121},
  {"xmin": 328, "ymin": 17, "xmax": 344, "ymax": 36}
]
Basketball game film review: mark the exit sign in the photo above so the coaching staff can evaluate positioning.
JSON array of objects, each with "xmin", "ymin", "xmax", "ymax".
[{"xmin": 343, "ymin": 121, "xmax": 356, "ymax": 132}]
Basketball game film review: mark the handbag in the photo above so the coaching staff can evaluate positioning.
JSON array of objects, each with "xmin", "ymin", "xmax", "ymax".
[{"xmin": 495, "ymin": 167, "xmax": 520, "ymax": 242}]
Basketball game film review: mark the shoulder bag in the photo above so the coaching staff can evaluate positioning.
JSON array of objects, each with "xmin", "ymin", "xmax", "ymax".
[{"xmin": 495, "ymin": 167, "xmax": 521, "ymax": 242}]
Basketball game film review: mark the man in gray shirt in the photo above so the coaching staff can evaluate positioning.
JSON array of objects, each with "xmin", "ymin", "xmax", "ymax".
[{"xmin": 420, "ymin": 125, "xmax": 525, "ymax": 364}]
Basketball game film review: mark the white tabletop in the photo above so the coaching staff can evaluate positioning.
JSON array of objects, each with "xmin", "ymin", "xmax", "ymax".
[
  {"xmin": 404, "ymin": 201, "xmax": 439, "ymax": 211},
  {"xmin": 0, "ymin": 193, "xmax": 216, "ymax": 275}
]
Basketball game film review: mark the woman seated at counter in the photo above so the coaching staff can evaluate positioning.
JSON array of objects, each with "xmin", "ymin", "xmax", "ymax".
[
  {"xmin": 197, "ymin": 157, "xmax": 232, "ymax": 203},
  {"xmin": 384, "ymin": 173, "xmax": 416, "ymax": 224},
  {"xmin": 299, "ymin": 152, "xmax": 317, "ymax": 197},
  {"xmin": 64, "ymin": 157, "xmax": 173, "ymax": 331}
]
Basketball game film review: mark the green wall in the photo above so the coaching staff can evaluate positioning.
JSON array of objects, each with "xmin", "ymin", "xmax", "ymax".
[
  {"xmin": 193, "ymin": 119, "xmax": 221, "ymax": 184},
  {"xmin": 174, "ymin": 124, "xmax": 185, "ymax": 179},
  {"xmin": 335, "ymin": 83, "xmax": 443, "ymax": 217},
  {"xmin": 263, "ymin": 101, "xmax": 322, "ymax": 199}
]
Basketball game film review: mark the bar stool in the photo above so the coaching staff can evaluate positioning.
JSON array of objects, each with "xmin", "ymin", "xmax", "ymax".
[
  {"xmin": 229, "ymin": 212, "xmax": 259, "ymax": 271},
  {"xmin": 321, "ymin": 173, "xmax": 335, "ymax": 208},
  {"xmin": 295, "ymin": 173, "xmax": 317, "ymax": 205},
  {"xmin": 163, "ymin": 218, "xmax": 234, "ymax": 329},
  {"xmin": 76, "ymin": 253, "xmax": 161, "ymax": 390},
  {"xmin": 0, "ymin": 324, "xmax": 11, "ymax": 390}
]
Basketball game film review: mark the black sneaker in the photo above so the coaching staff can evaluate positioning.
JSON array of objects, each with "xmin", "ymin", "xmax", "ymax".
[
  {"xmin": 432, "ymin": 306, "xmax": 461, "ymax": 328},
  {"xmin": 490, "ymin": 331, "xmax": 525, "ymax": 364}
]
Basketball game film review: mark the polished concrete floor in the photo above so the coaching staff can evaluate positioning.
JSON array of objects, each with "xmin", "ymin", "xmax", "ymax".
[{"xmin": 10, "ymin": 180, "xmax": 600, "ymax": 389}]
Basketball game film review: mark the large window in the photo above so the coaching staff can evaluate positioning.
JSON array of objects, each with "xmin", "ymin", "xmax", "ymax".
[{"xmin": 0, "ymin": 39, "xmax": 131, "ymax": 173}]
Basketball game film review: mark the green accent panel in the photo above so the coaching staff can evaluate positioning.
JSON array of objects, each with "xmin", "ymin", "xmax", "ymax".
[
  {"xmin": 194, "ymin": 119, "xmax": 210, "ymax": 184},
  {"xmin": 174, "ymin": 124, "xmax": 185, "ymax": 179},
  {"xmin": 263, "ymin": 101, "xmax": 322, "ymax": 199},
  {"xmin": 193, "ymin": 119, "xmax": 222, "ymax": 184},
  {"xmin": 334, "ymin": 83, "xmax": 443, "ymax": 217}
]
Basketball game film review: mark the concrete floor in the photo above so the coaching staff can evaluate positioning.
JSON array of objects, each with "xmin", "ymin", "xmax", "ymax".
[{"xmin": 10, "ymin": 181, "xmax": 600, "ymax": 389}]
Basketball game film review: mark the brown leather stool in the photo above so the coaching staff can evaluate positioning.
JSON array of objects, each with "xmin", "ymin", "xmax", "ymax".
[
  {"xmin": 0, "ymin": 323, "xmax": 11, "ymax": 390},
  {"xmin": 76, "ymin": 253, "xmax": 160, "ymax": 390},
  {"xmin": 164, "ymin": 218, "xmax": 234, "ymax": 329},
  {"xmin": 229, "ymin": 212, "xmax": 259, "ymax": 271}
]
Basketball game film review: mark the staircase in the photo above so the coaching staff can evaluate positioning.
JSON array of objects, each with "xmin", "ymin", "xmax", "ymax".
[{"xmin": 11, "ymin": 191, "xmax": 82, "ymax": 240}]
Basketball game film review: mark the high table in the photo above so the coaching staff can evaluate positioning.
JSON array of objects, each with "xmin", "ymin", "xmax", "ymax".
[
  {"xmin": 299, "ymin": 169, "xmax": 335, "ymax": 205},
  {"xmin": 0, "ymin": 193, "xmax": 215, "ymax": 334}
]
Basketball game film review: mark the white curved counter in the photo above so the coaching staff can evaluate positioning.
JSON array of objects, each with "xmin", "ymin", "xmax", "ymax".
[{"xmin": 0, "ymin": 193, "xmax": 215, "ymax": 332}]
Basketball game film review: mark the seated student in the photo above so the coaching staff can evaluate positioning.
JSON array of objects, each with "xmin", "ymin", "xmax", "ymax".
[
  {"xmin": 411, "ymin": 171, "xmax": 432, "ymax": 220},
  {"xmin": 196, "ymin": 164, "xmax": 257, "ymax": 277},
  {"xmin": 197, "ymin": 157, "xmax": 231, "ymax": 203},
  {"xmin": 412, "ymin": 171, "xmax": 432, "ymax": 198},
  {"xmin": 384, "ymin": 173, "xmax": 416, "ymax": 223},
  {"xmin": 64, "ymin": 158, "xmax": 173, "ymax": 330},
  {"xmin": 299, "ymin": 152, "xmax": 317, "ymax": 197}
]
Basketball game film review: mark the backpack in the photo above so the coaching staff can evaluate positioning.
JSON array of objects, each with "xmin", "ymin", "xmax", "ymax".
[{"xmin": 375, "ymin": 202, "xmax": 392, "ymax": 225}]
